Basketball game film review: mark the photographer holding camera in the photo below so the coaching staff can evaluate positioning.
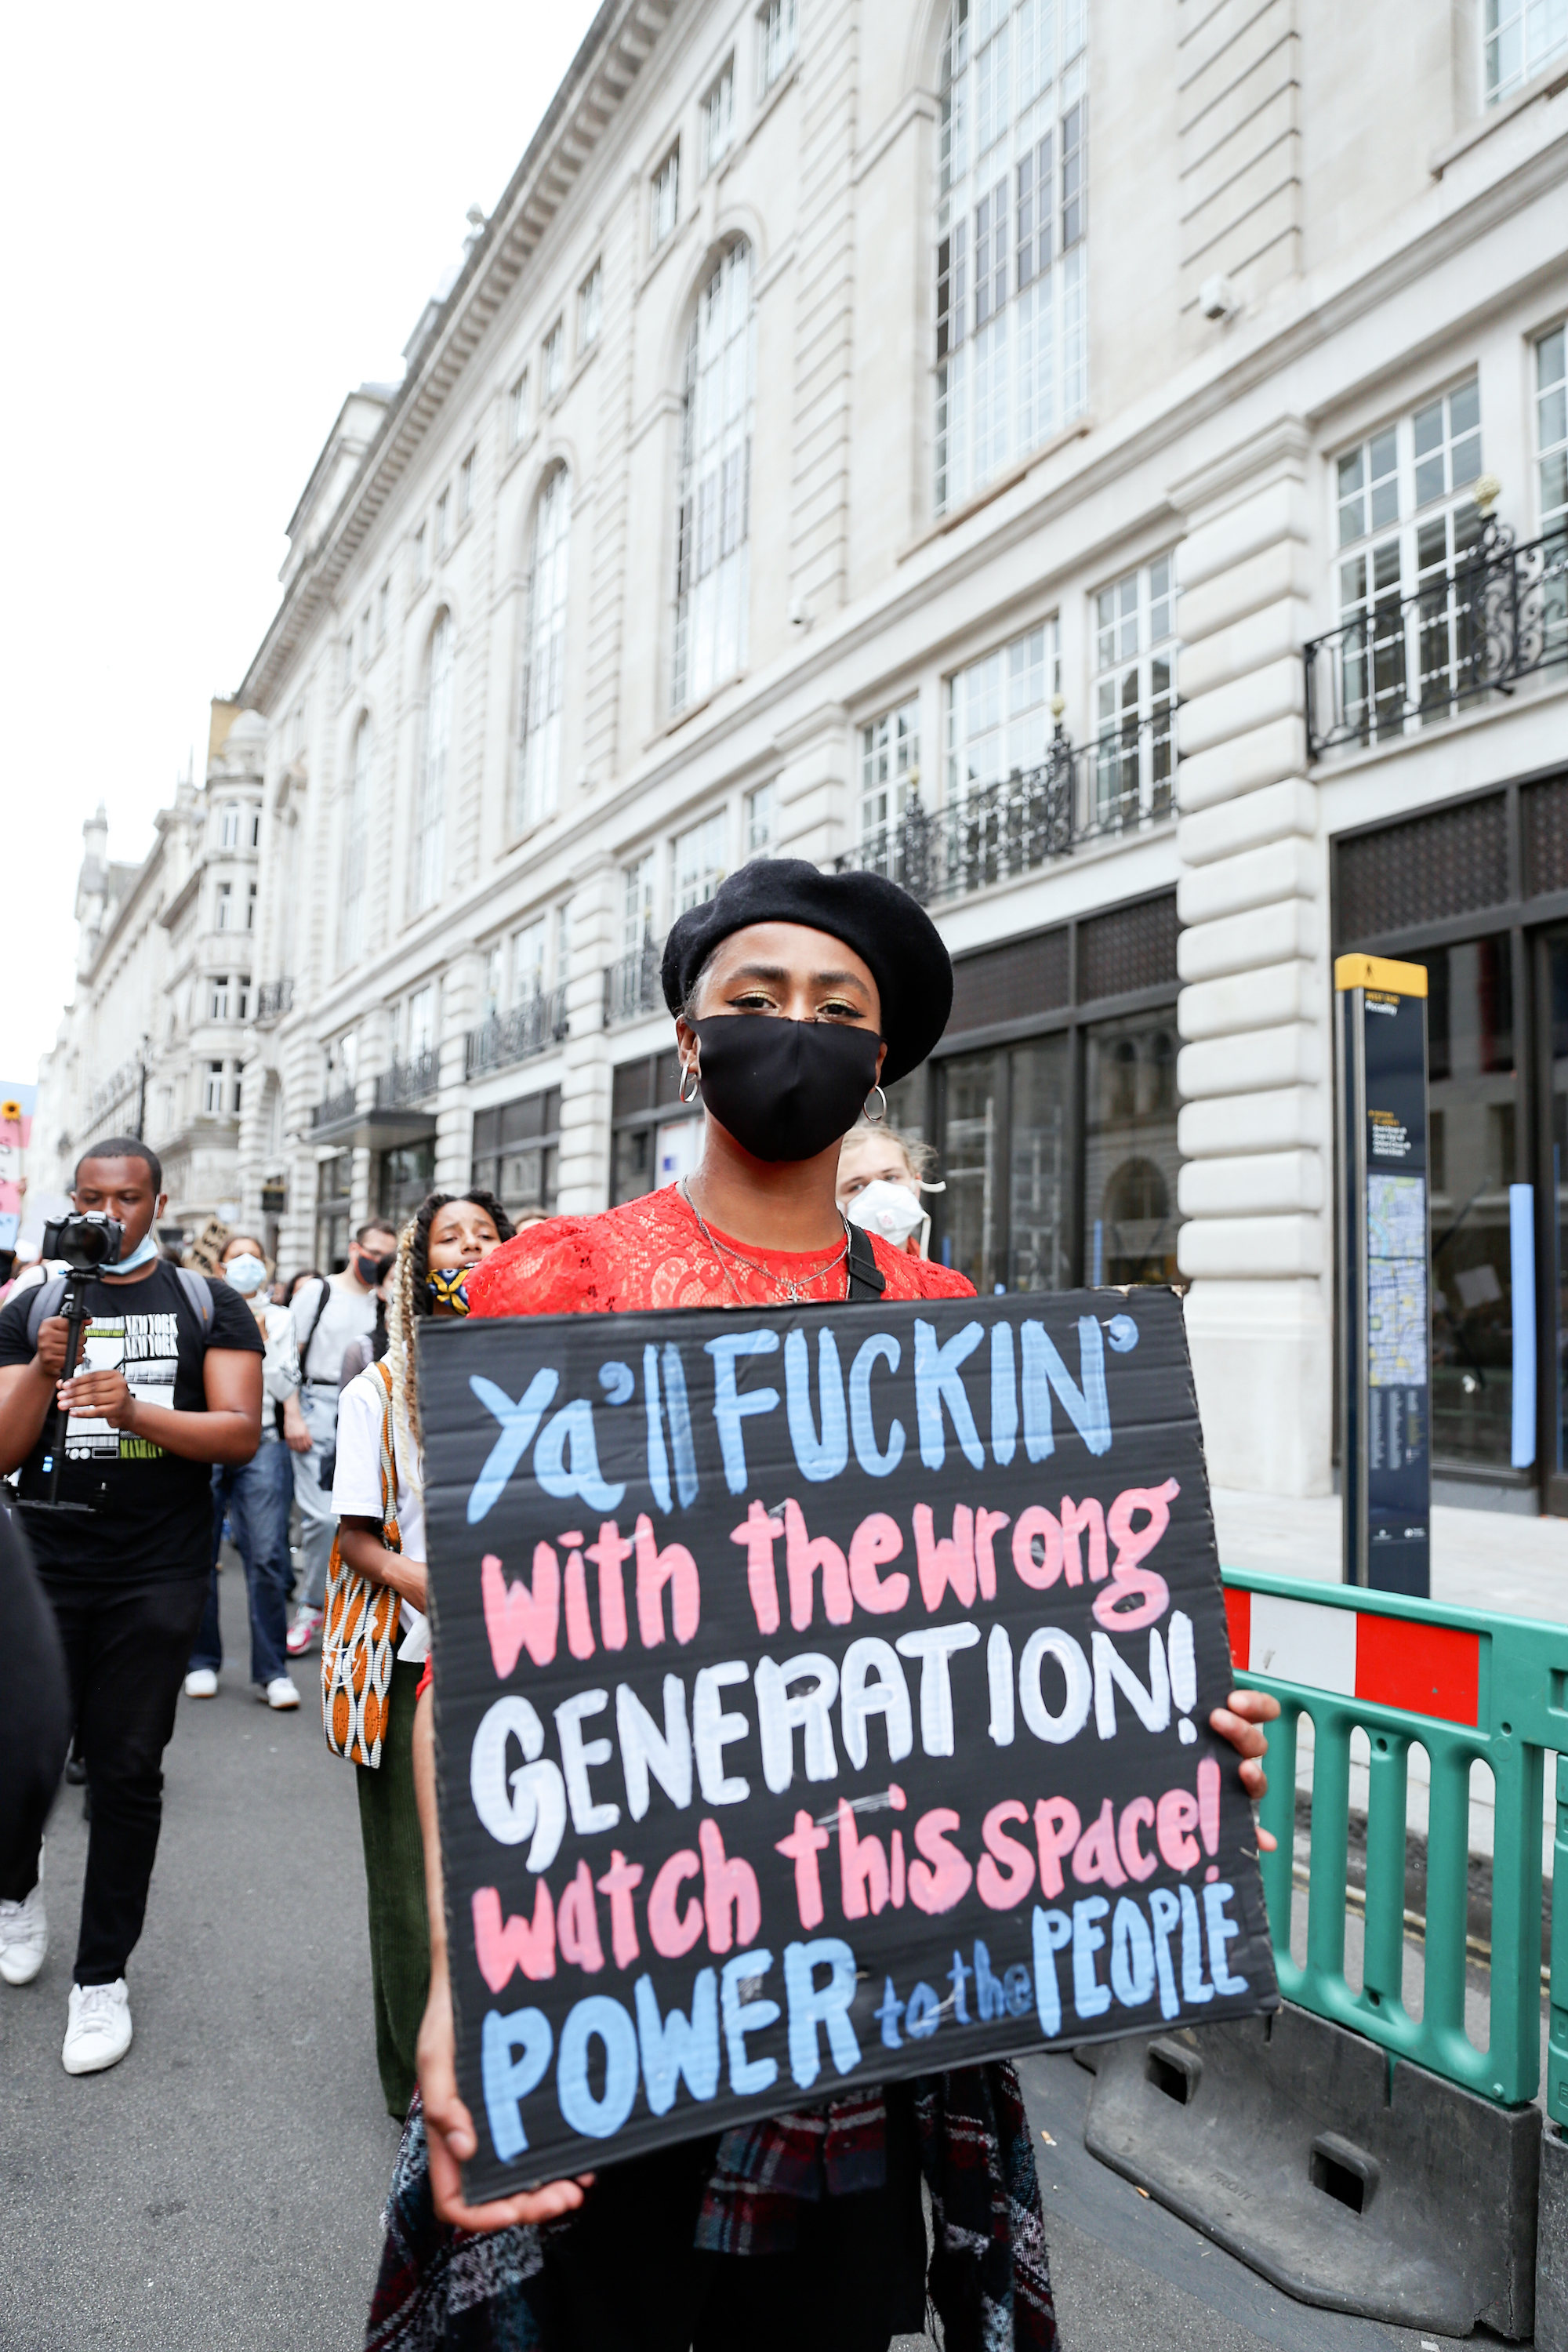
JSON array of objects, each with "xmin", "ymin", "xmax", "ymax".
[{"xmin": 0, "ymin": 1139, "xmax": 262, "ymax": 2074}]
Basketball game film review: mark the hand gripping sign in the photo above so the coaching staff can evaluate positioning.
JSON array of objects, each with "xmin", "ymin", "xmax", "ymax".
[{"xmin": 420, "ymin": 1288, "xmax": 1276, "ymax": 2199}]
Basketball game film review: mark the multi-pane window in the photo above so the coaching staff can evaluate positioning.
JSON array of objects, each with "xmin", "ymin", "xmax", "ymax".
[
  {"xmin": 744, "ymin": 779, "xmax": 775, "ymax": 858},
  {"xmin": 434, "ymin": 489, "xmax": 449, "ymax": 555},
  {"xmin": 578, "ymin": 263, "xmax": 602, "ymax": 351},
  {"xmin": 249, "ymin": 808, "xmax": 261, "ymax": 848},
  {"xmin": 210, "ymin": 975, "xmax": 231, "ymax": 1021},
  {"xmin": 512, "ymin": 916, "xmax": 547, "ymax": 1004},
  {"xmin": 935, "ymin": 0, "xmax": 1088, "ymax": 514},
  {"xmin": 237, "ymin": 975, "xmax": 251, "ymax": 1020},
  {"xmin": 858, "ymin": 699, "xmax": 921, "ymax": 863},
  {"xmin": 412, "ymin": 611, "xmax": 452, "ymax": 913},
  {"xmin": 459, "ymin": 450, "xmax": 475, "ymax": 521},
  {"xmin": 555, "ymin": 900, "xmax": 572, "ymax": 987},
  {"xmin": 246, "ymin": 880, "xmax": 257, "ymax": 930},
  {"xmin": 204, "ymin": 1062, "xmax": 225, "ymax": 1116},
  {"xmin": 339, "ymin": 718, "xmax": 371, "ymax": 972},
  {"xmin": 519, "ymin": 464, "xmax": 572, "ymax": 831},
  {"xmin": 1333, "ymin": 378, "xmax": 1486, "ymax": 744},
  {"xmin": 623, "ymin": 850, "xmax": 657, "ymax": 951},
  {"xmin": 652, "ymin": 147, "xmax": 680, "ymax": 249},
  {"xmin": 215, "ymin": 881, "xmax": 233, "ymax": 931},
  {"xmin": 946, "ymin": 620, "xmax": 1060, "ymax": 803},
  {"xmin": 1540, "ymin": 327, "xmax": 1567, "ymax": 535},
  {"xmin": 509, "ymin": 372, "xmax": 529, "ymax": 448},
  {"xmin": 703, "ymin": 59, "xmax": 735, "ymax": 170},
  {"xmin": 406, "ymin": 983, "xmax": 436, "ymax": 1057},
  {"xmin": 219, "ymin": 803, "xmax": 241, "ymax": 848},
  {"xmin": 1091, "ymin": 557, "xmax": 1176, "ymax": 826},
  {"xmin": 672, "ymin": 811, "xmax": 728, "ymax": 914},
  {"xmin": 673, "ymin": 240, "xmax": 754, "ymax": 710},
  {"xmin": 757, "ymin": 0, "xmax": 797, "ymax": 93},
  {"xmin": 1486, "ymin": 0, "xmax": 1568, "ymax": 100},
  {"xmin": 1537, "ymin": 327, "xmax": 1567, "ymax": 668},
  {"xmin": 484, "ymin": 943, "xmax": 503, "ymax": 1018},
  {"xmin": 472, "ymin": 1087, "xmax": 561, "ymax": 1225},
  {"xmin": 543, "ymin": 320, "xmax": 564, "ymax": 402}
]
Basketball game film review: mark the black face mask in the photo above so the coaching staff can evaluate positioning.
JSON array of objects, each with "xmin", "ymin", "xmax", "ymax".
[{"xmin": 691, "ymin": 1016, "xmax": 882, "ymax": 1163}]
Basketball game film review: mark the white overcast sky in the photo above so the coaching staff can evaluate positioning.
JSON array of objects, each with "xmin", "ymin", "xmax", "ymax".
[{"xmin": 0, "ymin": 0, "xmax": 602, "ymax": 1087}]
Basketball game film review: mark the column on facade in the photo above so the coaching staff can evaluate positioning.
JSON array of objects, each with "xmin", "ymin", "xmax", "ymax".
[
  {"xmin": 789, "ymin": 0, "xmax": 860, "ymax": 618},
  {"xmin": 773, "ymin": 702, "xmax": 851, "ymax": 866},
  {"xmin": 556, "ymin": 854, "xmax": 619, "ymax": 1214},
  {"xmin": 436, "ymin": 946, "xmax": 486, "ymax": 1191},
  {"xmin": 1173, "ymin": 425, "xmax": 1331, "ymax": 1497}
]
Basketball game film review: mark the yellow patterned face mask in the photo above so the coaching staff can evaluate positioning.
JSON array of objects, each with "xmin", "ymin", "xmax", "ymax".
[{"xmin": 426, "ymin": 1267, "xmax": 470, "ymax": 1314}]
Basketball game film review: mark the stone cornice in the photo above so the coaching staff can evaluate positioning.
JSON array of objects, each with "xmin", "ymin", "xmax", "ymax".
[{"xmin": 238, "ymin": 0, "xmax": 676, "ymax": 715}]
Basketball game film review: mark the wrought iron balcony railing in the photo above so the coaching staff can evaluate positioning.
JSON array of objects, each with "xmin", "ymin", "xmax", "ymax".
[
  {"xmin": 375, "ymin": 1047, "xmax": 441, "ymax": 1110},
  {"xmin": 255, "ymin": 978, "xmax": 293, "ymax": 1024},
  {"xmin": 310, "ymin": 1083, "xmax": 356, "ymax": 1130},
  {"xmin": 836, "ymin": 708, "xmax": 1175, "ymax": 908},
  {"xmin": 603, "ymin": 932, "xmax": 664, "ymax": 1028},
  {"xmin": 465, "ymin": 986, "xmax": 569, "ymax": 1078},
  {"xmin": 1305, "ymin": 516, "xmax": 1568, "ymax": 760}
]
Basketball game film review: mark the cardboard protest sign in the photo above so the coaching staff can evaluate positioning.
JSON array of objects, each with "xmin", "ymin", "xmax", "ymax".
[{"xmin": 422, "ymin": 1287, "xmax": 1276, "ymax": 2199}]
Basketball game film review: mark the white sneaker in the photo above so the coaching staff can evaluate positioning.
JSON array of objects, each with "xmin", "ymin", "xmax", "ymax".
[
  {"xmin": 264, "ymin": 1675, "xmax": 300, "ymax": 1711},
  {"xmin": 183, "ymin": 1668, "xmax": 219, "ymax": 1699},
  {"xmin": 62, "ymin": 1979, "xmax": 132, "ymax": 2074},
  {"xmin": 0, "ymin": 1881, "xmax": 47, "ymax": 1985}
]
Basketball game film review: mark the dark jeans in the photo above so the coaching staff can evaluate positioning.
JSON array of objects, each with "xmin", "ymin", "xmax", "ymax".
[
  {"xmin": 29, "ymin": 1570, "xmax": 209, "ymax": 1984},
  {"xmin": 189, "ymin": 1440, "xmax": 294, "ymax": 1686}
]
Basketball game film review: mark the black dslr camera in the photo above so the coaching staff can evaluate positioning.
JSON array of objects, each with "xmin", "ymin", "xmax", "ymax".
[{"xmin": 42, "ymin": 1210, "xmax": 125, "ymax": 1273}]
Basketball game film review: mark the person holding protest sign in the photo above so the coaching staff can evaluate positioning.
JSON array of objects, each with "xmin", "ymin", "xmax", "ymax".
[
  {"xmin": 329, "ymin": 1190, "xmax": 514, "ymax": 2118},
  {"xmin": 366, "ymin": 862, "xmax": 1279, "ymax": 2352}
]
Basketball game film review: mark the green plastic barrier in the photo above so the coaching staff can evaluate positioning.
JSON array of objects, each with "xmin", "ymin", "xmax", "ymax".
[{"xmin": 1222, "ymin": 1567, "xmax": 1563, "ymax": 2120}]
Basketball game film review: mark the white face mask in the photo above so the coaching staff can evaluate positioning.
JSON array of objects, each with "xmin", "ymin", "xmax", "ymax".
[
  {"xmin": 844, "ymin": 1178, "xmax": 927, "ymax": 1246},
  {"xmin": 224, "ymin": 1254, "xmax": 268, "ymax": 1294}
]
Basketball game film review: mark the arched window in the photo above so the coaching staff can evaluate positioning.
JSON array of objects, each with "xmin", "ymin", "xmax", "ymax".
[
  {"xmin": 673, "ymin": 240, "xmax": 754, "ymax": 710},
  {"xmin": 518, "ymin": 466, "xmax": 571, "ymax": 829},
  {"xmin": 412, "ymin": 612, "xmax": 452, "ymax": 913},
  {"xmin": 339, "ymin": 717, "xmax": 371, "ymax": 971},
  {"xmin": 935, "ymin": 0, "xmax": 1087, "ymax": 514}
]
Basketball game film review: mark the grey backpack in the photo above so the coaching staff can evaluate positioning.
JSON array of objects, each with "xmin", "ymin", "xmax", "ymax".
[{"xmin": 25, "ymin": 1265, "xmax": 215, "ymax": 1348}]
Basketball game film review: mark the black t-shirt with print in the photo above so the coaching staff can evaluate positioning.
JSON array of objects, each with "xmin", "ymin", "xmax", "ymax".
[{"xmin": 0, "ymin": 1262, "xmax": 263, "ymax": 1581}]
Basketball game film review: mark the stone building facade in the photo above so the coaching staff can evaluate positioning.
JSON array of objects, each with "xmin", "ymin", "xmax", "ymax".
[
  {"xmin": 31, "ymin": 706, "xmax": 269, "ymax": 1240},
  {"xmin": 144, "ymin": 0, "xmax": 1568, "ymax": 1507}
]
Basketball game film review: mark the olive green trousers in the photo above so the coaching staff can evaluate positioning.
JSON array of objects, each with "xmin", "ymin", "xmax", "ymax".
[{"xmin": 355, "ymin": 1658, "xmax": 430, "ymax": 2118}]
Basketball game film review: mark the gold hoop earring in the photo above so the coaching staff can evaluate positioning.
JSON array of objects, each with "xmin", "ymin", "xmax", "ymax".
[{"xmin": 864, "ymin": 1085, "xmax": 887, "ymax": 1124}]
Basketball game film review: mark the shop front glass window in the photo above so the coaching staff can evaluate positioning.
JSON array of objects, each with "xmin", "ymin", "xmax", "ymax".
[
  {"xmin": 1083, "ymin": 1013, "xmax": 1178, "ymax": 1285},
  {"xmin": 935, "ymin": 1036, "xmax": 1069, "ymax": 1292},
  {"xmin": 1421, "ymin": 937, "xmax": 1515, "ymax": 1468}
]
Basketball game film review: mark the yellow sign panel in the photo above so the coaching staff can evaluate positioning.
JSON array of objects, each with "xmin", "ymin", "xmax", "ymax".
[{"xmin": 1333, "ymin": 953, "xmax": 1428, "ymax": 998}]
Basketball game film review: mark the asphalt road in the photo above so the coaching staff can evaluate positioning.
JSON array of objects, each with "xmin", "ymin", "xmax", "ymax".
[{"xmin": 0, "ymin": 1559, "xmax": 1529, "ymax": 2351}]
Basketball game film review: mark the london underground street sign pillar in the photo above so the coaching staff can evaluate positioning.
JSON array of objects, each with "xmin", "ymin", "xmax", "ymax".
[{"xmin": 1335, "ymin": 953, "xmax": 1431, "ymax": 1596}]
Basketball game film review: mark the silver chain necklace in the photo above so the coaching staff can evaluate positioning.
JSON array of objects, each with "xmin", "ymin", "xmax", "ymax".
[{"xmin": 680, "ymin": 1181, "xmax": 850, "ymax": 1305}]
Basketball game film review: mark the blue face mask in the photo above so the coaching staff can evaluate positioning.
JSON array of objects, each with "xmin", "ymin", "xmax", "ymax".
[
  {"xmin": 224, "ymin": 1254, "xmax": 268, "ymax": 1295},
  {"xmin": 106, "ymin": 1229, "xmax": 162, "ymax": 1277}
]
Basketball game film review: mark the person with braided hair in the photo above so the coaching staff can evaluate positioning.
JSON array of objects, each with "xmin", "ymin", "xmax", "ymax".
[{"xmin": 329, "ymin": 1189, "xmax": 514, "ymax": 2117}]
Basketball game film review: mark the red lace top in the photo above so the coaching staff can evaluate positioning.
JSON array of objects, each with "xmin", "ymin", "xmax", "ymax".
[{"xmin": 466, "ymin": 1182, "xmax": 976, "ymax": 1317}]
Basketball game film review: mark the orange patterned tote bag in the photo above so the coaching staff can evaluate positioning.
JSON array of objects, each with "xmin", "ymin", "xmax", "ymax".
[{"xmin": 321, "ymin": 1359, "xmax": 402, "ymax": 1769}]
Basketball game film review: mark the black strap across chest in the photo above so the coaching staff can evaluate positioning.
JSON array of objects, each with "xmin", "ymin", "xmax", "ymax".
[{"xmin": 845, "ymin": 1220, "xmax": 886, "ymax": 1303}]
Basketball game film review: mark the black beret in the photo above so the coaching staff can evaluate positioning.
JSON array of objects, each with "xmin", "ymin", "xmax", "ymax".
[{"xmin": 661, "ymin": 858, "xmax": 952, "ymax": 1085}]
